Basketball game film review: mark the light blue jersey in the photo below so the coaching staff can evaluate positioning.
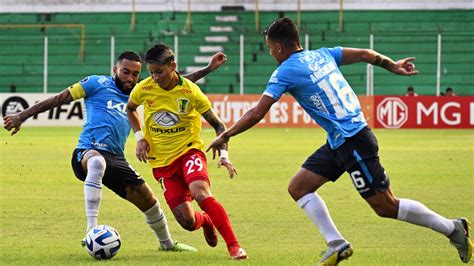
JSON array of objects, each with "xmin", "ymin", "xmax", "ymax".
[
  {"xmin": 74, "ymin": 75, "xmax": 130, "ymax": 156},
  {"xmin": 264, "ymin": 47, "xmax": 367, "ymax": 149}
]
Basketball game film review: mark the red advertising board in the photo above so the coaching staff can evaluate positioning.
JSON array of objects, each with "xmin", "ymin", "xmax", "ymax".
[
  {"xmin": 1, "ymin": 93, "xmax": 472, "ymax": 129},
  {"xmin": 374, "ymin": 96, "xmax": 474, "ymax": 129},
  {"xmin": 206, "ymin": 94, "xmax": 374, "ymax": 128}
]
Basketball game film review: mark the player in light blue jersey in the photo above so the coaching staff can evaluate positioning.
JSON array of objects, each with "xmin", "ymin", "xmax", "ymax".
[
  {"xmin": 265, "ymin": 46, "xmax": 367, "ymax": 150},
  {"xmin": 4, "ymin": 50, "xmax": 227, "ymax": 253},
  {"xmin": 207, "ymin": 17, "xmax": 472, "ymax": 265},
  {"xmin": 75, "ymin": 74, "xmax": 132, "ymax": 156}
]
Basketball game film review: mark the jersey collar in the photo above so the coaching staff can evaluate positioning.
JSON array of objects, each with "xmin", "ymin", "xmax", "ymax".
[
  {"xmin": 176, "ymin": 72, "xmax": 183, "ymax": 86},
  {"xmin": 292, "ymin": 49, "xmax": 305, "ymax": 55}
]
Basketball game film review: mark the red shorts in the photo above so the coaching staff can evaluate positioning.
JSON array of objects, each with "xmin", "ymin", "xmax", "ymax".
[{"xmin": 152, "ymin": 149, "xmax": 210, "ymax": 209}]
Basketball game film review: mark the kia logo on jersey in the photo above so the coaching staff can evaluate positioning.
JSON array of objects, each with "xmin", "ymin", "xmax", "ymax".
[
  {"xmin": 153, "ymin": 111, "xmax": 179, "ymax": 126},
  {"xmin": 377, "ymin": 97, "xmax": 408, "ymax": 128}
]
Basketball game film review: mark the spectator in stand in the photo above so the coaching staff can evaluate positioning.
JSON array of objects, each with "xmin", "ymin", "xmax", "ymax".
[
  {"xmin": 445, "ymin": 87, "xmax": 456, "ymax": 97},
  {"xmin": 406, "ymin": 86, "xmax": 418, "ymax": 96}
]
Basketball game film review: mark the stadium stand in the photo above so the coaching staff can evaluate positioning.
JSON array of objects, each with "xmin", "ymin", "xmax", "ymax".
[{"xmin": 0, "ymin": 10, "xmax": 473, "ymax": 95}]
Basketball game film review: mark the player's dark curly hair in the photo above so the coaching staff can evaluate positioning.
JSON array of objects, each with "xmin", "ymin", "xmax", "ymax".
[
  {"xmin": 117, "ymin": 51, "xmax": 142, "ymax": 63},
  {"xmin": 145, "ymin": 43, "xmax": 175, "ymax": 65},
  {"xmin": 263, "ymin": 17, "xmax": 301, "ymax": 48}
]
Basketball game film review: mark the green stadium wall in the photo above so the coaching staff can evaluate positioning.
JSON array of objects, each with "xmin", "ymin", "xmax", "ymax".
[{"xmin": 0, "ymin": 10, "xmax": 473, "ymax": 95}]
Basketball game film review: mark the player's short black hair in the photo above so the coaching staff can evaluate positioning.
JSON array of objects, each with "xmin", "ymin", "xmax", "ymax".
[
  {"xmin": 145, "ymin": 43, "xmax": 175, "ymax": 65},
  {"xmin": 263, "ymin": 17, "xmax": 300, "ymax": 48},
  {"xmin": 117, "ymin": 51, "xmax": 142, "ymax": 63}
]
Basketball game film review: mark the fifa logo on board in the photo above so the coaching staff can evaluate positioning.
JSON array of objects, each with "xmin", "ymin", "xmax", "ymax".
[{"xmin": 377, "ymin": 97, "xmax": 408, "ymax": 128}]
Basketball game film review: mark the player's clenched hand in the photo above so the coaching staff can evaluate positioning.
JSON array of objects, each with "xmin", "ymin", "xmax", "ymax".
[
  {"xmin": 218, "ymin": 158, "xmax": 238, "ymax": 179},
  {"xmin": 3, "ymin": 114, "xmax": 22, "ymax": 136},
  {"xmin": 208, "ymin": 52, "xmax": 227, "ymax": 71},
  {"xmin": 136, "ymin": 139, "xmax": 150, "ymax": 163}
]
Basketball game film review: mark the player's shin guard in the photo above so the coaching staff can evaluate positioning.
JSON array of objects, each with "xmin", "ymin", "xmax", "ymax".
[
  {"xmin": 199, "ymin": 197, "xmax": 239, "ymax": 248},
  {"xmin": 84, "ymin": 156, "xmax": 106, "ymax": 230},
  {"xmin": 397, "ymin": 198, "xmax": 455, "ymax": 236},
  {"xmin": 144, "ymin": 202, "xmax": 174, "ymax": 249},
  {"xmin": 296, "ymin": 193, "xmax": 345, "ymax": 244}
]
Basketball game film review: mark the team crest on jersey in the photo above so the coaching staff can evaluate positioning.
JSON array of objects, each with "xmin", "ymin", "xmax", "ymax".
[
  {"xmin": 80, "ymin": 77, "xmax": 89, "ymax": 84},
  {"xmin": 177, "ymin": 98, "xmax": 190, "ymax": 114},
  {"xmin": 153, "ymin": 111, "xmax": 179, "ymax": 126}
]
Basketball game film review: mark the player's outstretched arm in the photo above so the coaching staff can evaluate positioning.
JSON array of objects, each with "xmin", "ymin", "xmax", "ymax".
[
  {"xmin": 341, "ymin": 47, "xmax": 418, "ymax": 76},
  {"xmin": 202, "ymin": 108, "xmax": 237, "ymax": 178},
  {"xmin": 126, "ymin": 100, "xmax": 150, "ymax": 163},
  {"xmin": 3, "ymin": 89, "xmax": 73, "ymax": 135},
  {"xmin": 206, "ymin": 94, "xmax": 275, "ymax": 155},
  {"xmin": 183, "ymin": 52, "xmax": 227, "ymax": 83}
]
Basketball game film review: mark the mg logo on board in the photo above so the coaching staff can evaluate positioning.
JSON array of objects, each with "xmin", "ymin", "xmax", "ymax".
[{"xmin": 377, "ymin": 97, "xmax": 408, "ymax": 128}]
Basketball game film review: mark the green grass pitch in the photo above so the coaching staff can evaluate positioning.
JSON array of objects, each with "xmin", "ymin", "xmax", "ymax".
[{"xmin": 1, "ymin": 127, "xmax": 473, "ymax": 265}]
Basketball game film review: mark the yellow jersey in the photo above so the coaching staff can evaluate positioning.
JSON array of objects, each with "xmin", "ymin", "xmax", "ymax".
[{"xmin": 130, "ymin": 74, "xmax": 212, "ymax": 168}]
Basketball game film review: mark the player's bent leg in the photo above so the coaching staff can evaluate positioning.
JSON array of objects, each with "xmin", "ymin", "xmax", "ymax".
[
  {"xmin": 366, "ymin": 190, "xmax": 455, "ymax": 231},
  {"xmin": 367, "ymin": 189, "xmax": 471, "ymax": 262},
  {"xmin": 396, "ymin": 197, "xmax": 455, "ymax": 235},
  {"xmin": 449, "ymin": 218, "xmax": 472, "ymax": 263},
  {"xmin": 364, "ymin": 188, "xmax": 399, "ymax": 219},
  {"xmin": 171, "ymin": 201, "xmax": 197, "ymax": 231},
  {"xmin": 190, "ymin": 180, "xmax": 247, "ymax": 259},
  {"xmin": 290, "ymin": 168, "xmax": 347, "ymax": 248},
  {"xmin": 198, "ymin": 198, "xmax": 247, "ymax": 259},
  {"xmin": 171, "ymin": 201, "xmax": 216, "ymax": 251},
  {"xmin": 188, "ymin": 180, "xmax": 218, "ymax": 248},
  {"xmin": 125, "ymin": 184, "xmax": 197, "ymax": 252},
  {"xmin": 80, "ymin": 151, "xmax": 106, "ymax": 246},
  {"xmin": 288, "ymin": 168, "xmax": 328, "ymax": 201},
  {"xmin": 378, "ymin": 188, "xmax": 457, "ymax": 235}
]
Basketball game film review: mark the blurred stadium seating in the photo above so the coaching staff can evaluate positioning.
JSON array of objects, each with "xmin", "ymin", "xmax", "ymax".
[{"xmin": 0, "ymin": 8, "xmax": 473, "ymax": 95}]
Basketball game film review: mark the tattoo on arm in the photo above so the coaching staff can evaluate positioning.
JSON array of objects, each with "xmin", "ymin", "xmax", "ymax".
[
  {"xmin": 20, "ymin": 89, "xmax": 73, "ymax": 121},
  {"xmin": 373, "ymin": 54, "xmax": 391, "ymax": 69},
  {"xmin": 202, "ymin": 109, "xmax": 228, "ymax": 149},
  {"xmin": 183, "ymin": 67, "xmax": 211, "ymax": 83}
]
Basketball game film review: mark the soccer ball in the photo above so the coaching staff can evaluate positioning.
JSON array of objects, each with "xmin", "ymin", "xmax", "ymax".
[{"xmin": 85, "ymin": 225, "xmax": 121, "ymax": 260}]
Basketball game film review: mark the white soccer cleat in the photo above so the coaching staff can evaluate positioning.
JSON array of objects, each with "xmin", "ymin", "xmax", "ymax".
[
  {"xmin": 319, "ymin": 240, "xmax": 353, "ymax": 266},
  {"xmin": 229, "ymin": 246, "xmax": 248, "ymax": 260}
]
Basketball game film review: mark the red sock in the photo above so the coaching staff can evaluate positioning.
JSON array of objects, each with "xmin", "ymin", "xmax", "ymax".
[
  {"xmin": 199, "ymin": 197, "xmax": 239, "ymax": 248},
  {"xmin": 193, "ymin": 212, "xmax": 212, "ymax": 230}
]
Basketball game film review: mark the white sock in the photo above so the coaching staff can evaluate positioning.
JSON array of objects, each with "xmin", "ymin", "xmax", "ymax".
[
  {"xmin": 144, "ymin": 202, "xmax": 174, "ymax": 249},
  {"xmin": 296, "ymin": 193, "xmax": 345, "ymax": 244},
  {"xmin": 84, "ymin": 156, "xmax": 106, "ymax": 231},
  {"xmin": 397, "ymin": 198, "xmax": 455, "ymax": 236}
]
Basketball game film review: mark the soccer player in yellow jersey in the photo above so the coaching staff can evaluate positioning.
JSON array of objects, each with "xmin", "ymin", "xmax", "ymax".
[
  {"xmin": 3, "ymin": 50, "xmax": 227, "ymax": 254},
  {"xmin": 126, "ymin": 44, "xmax": 247, "ymax": 260}
]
